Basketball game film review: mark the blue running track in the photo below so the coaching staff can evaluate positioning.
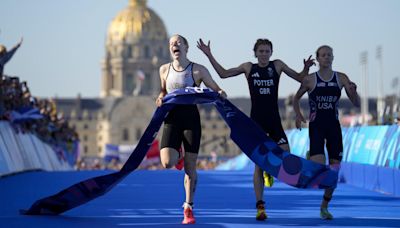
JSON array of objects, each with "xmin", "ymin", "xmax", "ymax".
[{"xmin": 1, "ymin": 170, "xmax": 400, "ymax": 227}]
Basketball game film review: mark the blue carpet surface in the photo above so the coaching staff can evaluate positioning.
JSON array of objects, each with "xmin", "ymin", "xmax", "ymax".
[{"xmin": 1, "ymin": 170, "xmax": 400, "ymax": 227}]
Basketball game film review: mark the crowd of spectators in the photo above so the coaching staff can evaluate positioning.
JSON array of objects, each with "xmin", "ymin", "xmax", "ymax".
[
  {"xmin": 0, "ymin": 38, "xmax": 79, "ymax": 162},
  {"xmin": 0, "ymin": 74, "xmax": 79, "ymax": 153}
]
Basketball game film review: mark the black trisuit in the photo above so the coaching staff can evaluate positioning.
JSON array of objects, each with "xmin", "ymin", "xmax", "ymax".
[
  {"xmin": 246, "ymin": 62, "xmax": 288, "ymax": 145},
  {"xmin": 308, "ymin": 72, "xmax": 343, "ymax": 161}
]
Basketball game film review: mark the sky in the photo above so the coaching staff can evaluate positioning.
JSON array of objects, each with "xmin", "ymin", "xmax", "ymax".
[{"xmin": 1, "ymin": 0, "xmax": 400, "ymax": 99}]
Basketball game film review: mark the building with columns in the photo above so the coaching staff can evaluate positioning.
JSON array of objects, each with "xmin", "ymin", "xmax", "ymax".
[{"xmin": 100, "ymin": 0, "xmax": 169, "ymax": 97}]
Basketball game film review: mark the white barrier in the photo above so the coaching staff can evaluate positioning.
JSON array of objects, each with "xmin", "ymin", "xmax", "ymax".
[{"xmin": 0, "ymin": 121, "xmax": 73, "ymax": 176}]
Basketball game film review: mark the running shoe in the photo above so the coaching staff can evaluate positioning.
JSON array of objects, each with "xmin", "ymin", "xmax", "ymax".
[
  {"xmin": 264, "ymin": 172, "xmax": 274, "ymax": 187},
  {"xmin": 256, "ymin": 202, "xmax": 268, "ymax": 221},
  {"xmin": 320, "ymin": 207, "xmax": 333, "ymax": 220},
  {"xmin": 182, "ymin": 203, "xmax": 195, "ymax": 224}
]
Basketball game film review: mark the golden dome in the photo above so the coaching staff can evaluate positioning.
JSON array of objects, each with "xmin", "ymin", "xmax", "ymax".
[{"xmin": 108, "ymin": 0, "xmax": 167, "ymax": 42}]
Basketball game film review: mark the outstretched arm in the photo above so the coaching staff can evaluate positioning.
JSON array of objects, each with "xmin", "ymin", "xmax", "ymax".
[
  {"xmin": 0, "ymin": 37, "xmax": 23, "ymax": 65},
  {"xmin": 194, "ymin": 64, "xmax": 227, "ymax": 99},
  {"xmin": 293, "ymin": 77, "xmax": 312, "ymax": 129},
  {"xmin": 276, "ymin": 56, "xmax": 315, "ymax": 82},
  {"xmin": 14, "ymin": 37, "xmax": 23, "ymax": 49},
  {"xmin": 197, "ymin": 39, "xmax": 248, "ymax": 78},
  {"xmin": 339, "ymin": 73, "xmax": 361, "ymax": 107}
]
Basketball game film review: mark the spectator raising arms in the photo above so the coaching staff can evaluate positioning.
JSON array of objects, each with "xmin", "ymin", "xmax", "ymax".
[{"xmin": 0, "ymin": 37, "xmax": 23, "ymax": 77}]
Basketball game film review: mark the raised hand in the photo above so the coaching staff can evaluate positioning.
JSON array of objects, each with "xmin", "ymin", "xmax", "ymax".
[
  {"xmin": 196, "ymin": 39, "xmax": 212, "ymax": 56},
  {"xmin": 16, "ymin": 37, "xmax": 24, "ymax": 48},
  {"xmin": 303, "ymin": 55, "xmax": 315, "ymax": 70}
]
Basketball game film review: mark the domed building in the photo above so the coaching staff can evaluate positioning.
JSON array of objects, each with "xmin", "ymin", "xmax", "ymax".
[
  {"xmin": 101, "ymin": 0, "xmax": 169, "ymax": 97},
  {"xmin": 54, "ymin": 0, "xmax": 170, "ymax": 160}
]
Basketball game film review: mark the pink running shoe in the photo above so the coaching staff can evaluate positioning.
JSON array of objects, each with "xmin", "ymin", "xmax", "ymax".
[{"xmin": 182, "ymin": 203, "xmax": 195, "ymax": 224}]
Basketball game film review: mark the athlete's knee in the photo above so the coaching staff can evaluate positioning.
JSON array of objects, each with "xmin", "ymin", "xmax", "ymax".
[
  {"xmin": 160, "ymin": 159, "xmax": 175, "ymax": 169},
  {"xmin": 183, "ymin": 152, "xmax": 197, "ymax": 168},
  {"xmin": 160, "ymin": 148, "xmax": 179, "ymax": 168},
  {"xmin": 324, "ymin": 188, "xmax": 335, "ymax": 197},
  {"xmin": 184, "ymin": 166, "xmax": 197, "ymax": 178},
  {"xmin": 254, "ymin": 165, "xmax": 263, "ymax": 174}
]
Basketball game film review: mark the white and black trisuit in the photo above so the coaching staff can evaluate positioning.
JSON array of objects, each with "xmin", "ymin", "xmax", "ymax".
[{"xmin": 160, "ymin": 62, "xmax": 201, "ymax": 154}]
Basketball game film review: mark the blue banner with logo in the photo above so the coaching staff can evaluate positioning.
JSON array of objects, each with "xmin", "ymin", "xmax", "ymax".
[{"xmin": 377, "ymin": 125, "xmax": 400, "ymax": 168}]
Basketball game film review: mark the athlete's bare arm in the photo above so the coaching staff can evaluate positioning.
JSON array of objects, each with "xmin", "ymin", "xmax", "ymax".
[
  {"xmin": 197, "ymin": 39, "xmax": 251, "ymax": 78},
  {"xmin": 293, "ymin": 75, "xmax": 313, "ymax": 129},
  {"xmin": 193, "ymin": 63, "xmax": 227, "ymax": 98},
  {"xmin": 338, "ymin": 72, "xmax": 361, "ymax": 107},
  {"xmin": 156, "ymin": 64, "xmax": 169, "ymax": 106},
  {"xmin": 274, "ymin": 56, "xmax": 315, "ymax": 82}
]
